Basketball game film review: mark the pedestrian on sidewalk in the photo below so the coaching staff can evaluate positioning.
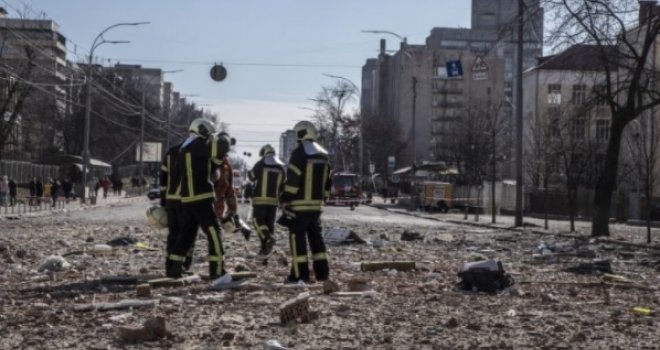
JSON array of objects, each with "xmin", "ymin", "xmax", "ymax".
[
  {"xmin": 51, "ymin": 178, "xmax": 59, "ymax": 207},
  {"xmin": 8, "ymin": 178, "xmax": 17, "ymax": 206},
  {"xmin": 101, "ymin": 177, "xmax": 111, "ymax": 199},
  {"xmin": 35, "ymin": 178, "xmax": 43, "ymax": 205},
  {"xmin": 61, "ymin": 178, "xmax": 72, "ymax": 200},
  {"xmin": 0, "ymin": 175, "xmax": 8, "ymax": 206}
]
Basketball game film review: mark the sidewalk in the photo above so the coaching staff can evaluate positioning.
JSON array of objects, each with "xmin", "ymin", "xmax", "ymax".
[
  {"xmin": 366, "ymin": 196, "xmax": 660, "ymax": 245},
  {"xmin": 0, "ymin": 192, "xmax": 144, "ymax": 219}
]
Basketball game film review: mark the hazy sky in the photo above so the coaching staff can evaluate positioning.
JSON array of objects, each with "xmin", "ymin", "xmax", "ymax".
[{"xmin": 16, "ymin": 0, "xmax": 472, "ymax": 166}]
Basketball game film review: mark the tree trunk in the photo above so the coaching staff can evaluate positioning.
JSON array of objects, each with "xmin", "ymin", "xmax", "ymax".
[
  {"xmin": 568, "ymin": 187, "xmax": 576, "ymax": 232},
  {"xmin": 592, "ymin": 117, "xmax": 626, "ymax": 237},
  {"xmin": 543, "ymin": 178, "xmax": 549, "ymax": 230}
]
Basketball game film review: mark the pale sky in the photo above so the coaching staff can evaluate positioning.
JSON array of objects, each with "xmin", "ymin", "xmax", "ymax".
[{"xmin": 17, "ymin": 0, "xmax": 472, "ymax": 166}]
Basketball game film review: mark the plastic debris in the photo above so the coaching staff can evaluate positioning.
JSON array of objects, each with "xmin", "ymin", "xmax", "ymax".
[
  {"xmin": 38, "ymin": 255, "xmax": 71, "ymax": 272},
  {"xmin": 263, "ymin": 339, "xmax": 289, "ymax": 350}
]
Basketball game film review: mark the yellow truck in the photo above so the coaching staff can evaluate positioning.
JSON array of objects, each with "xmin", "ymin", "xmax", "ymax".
[{"xmin": 421, "ymin": 181, "xmax": 453, "ymax": 212}]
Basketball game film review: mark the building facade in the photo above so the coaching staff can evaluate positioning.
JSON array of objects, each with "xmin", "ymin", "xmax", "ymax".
[
  {"xmin": 361, "ymin": 0, "xmax": 543, "ymax": 175},
  {"xmin": 0, "ymin": 9, "xmax": 68, "ymax": 160}
]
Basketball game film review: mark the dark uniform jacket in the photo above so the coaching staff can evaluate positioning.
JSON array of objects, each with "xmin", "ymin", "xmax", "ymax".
[
  {"xmin": 248, "ymin": 155, "xmax": 286, "ymax": 206},
  {"xmin": 159, "ymin": 143, "xmax": 183, "ymax": 208},
  {"xmin": 177, "ymin": 134, "xmax": 231, "ymax": 205},
  {"xmin": 280, "ymin": 141, "xmax": 332, "ymax": 212}
]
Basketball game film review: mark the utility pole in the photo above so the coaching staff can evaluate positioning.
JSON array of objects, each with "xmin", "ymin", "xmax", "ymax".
[
  {"xmin": 515, "ymin": 0, "xmax": 524, "ymax": 226},
  {"xmin": 409, "ymin": 76, "xmax": 418, "ymax": 211},
  {"xmin": 138, "ymin": 89, "xmax": 145, "ymax": 189}
]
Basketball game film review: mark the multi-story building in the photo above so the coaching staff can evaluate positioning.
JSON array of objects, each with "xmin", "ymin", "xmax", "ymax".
[
  {"xmin": 279, "ymin": 129, "xmax": 296, "ymax": 164},
  {"xmin": 109, "ymin": 64, "xmax": 164, "ymax": 109},
  {"xmin": 522, "ymin": 44, "xmax": 612, "ymax": 189},
  {"xmin": 0, "ymin": 8, "xmax": 68, "ymax": 160},
  {"xmin": 361, "ymin": 0, "xmax": 543, "ymax": 173}
]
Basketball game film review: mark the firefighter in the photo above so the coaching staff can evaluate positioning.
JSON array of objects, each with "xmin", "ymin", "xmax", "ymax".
[
  {"xmin": 248, "ymin": 144, "xmax": 285, "ymax": 258},
  {"xmin": 166, "ymin": 118, "xmax": 232, "ymax": 279},
  {"xmin": 160, "ymin": 141, "xmax": 183, "ymax": 273},
  {"xmin": 213, "ymin": 145, "xmax": 251, "ymax": 240},
  {"xmin": 280, "ymin": 121, "xmax": 332, "ymax": 283}
]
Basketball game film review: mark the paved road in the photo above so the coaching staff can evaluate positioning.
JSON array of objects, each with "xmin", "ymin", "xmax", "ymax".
[{"xmin": 53, "ymin": 196, "xmax": 459, "ymax": 230}]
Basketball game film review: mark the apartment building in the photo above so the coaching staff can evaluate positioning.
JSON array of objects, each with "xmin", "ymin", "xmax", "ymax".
[
  {"xmin": 0, "ymin": 8, "xmax": 68, "ymax": 159},
  {"xmin": 361, "ymin": 0, "xmax": 543, "ymax": 173}
]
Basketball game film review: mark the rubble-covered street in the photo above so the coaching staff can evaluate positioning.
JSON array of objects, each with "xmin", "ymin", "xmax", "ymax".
[{"xmin": 2, "ymin": 198, "xmax": 660, "ymax": 349}]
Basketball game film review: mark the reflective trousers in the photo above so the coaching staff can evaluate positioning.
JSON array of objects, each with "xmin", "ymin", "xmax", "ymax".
[
  {"xmin": 288, "ymin": 211, "xmax": 328, "ymax": 282},
  {"xmin": 168, "ymin": 201, "xmax": 225, "ymax": 278},
  {"xmin": 165, "ymin": 207, "xmax": 197, "ymax": 270},
  {"xmin": 252, "ymin": 205, "xmax": 277, "ymax": 246}
]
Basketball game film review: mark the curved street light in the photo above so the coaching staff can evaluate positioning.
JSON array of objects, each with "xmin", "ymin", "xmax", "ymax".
[
  {"xmin": 360, "ymin": 30, "xmax": 407, "ymax": 43},
  {"xmin": 82, "ymin": 21, "xmax": 149, "ymax": 200}
]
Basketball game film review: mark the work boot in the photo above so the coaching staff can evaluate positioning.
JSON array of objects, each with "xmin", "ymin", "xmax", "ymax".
[
  {"xmin": 263, "ymin": 236, "xmax": 276, "ymax": 256},
  {"xmin": 241, "ymin": 227, "xmax": 251, "ymax": 241},
  {"xmin": 183, "ymin": 256, "xmax": 193, "ymax": 271},
  {"xmin": 166, "ymin": 260, "xmax": 183, "ymax": 278}
]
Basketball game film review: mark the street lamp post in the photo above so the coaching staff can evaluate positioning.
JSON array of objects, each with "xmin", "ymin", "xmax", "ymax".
[{"xmin": 82, "ymin": 21, "xmax": 149, "ymax": 200}]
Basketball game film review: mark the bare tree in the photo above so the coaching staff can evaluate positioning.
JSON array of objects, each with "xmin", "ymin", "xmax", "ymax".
[
  {"xmin": 311, "ymin": 80, "xmax": 358, "ymax": 171},
  {"xmin": 544, "ymin": 0, "xmax": 660, "ymax": 236},
  {"xmin": 526, "ymin": 112, "xmax": 560, "ymax": 230},
  {"xmin": 0, "ymin": 35, "xmax": 36, "ymax": 162},
  {"xmin": 549, "ymin": 103, "xmax": 601, "ymax": 232},
  {"xmin": 621, "ymin": 113, "xmax": 660, "ymax": 243}
]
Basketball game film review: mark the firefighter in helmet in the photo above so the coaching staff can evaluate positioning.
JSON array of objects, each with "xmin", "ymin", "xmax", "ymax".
[
  {"xmin": 279, "ymin": 121, "xmax": 332, "ymax": 283},
  {"xmin": 248, "ymin": 143, "xmax": 285, "ymax": 258},
  {"xmin": 166, "ymin": 118, "xmax": 232, "ymax": 279},
  {"xmin": 214, "ymin": 137, "xmax": 252, "ymax": 240}
]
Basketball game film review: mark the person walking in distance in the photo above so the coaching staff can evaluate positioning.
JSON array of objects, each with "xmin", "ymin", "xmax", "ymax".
[
  {"xmin": 166, "ymin": 119, "xmax": 232, "ymax": 279},
  {"xmin": 248, "ymin": 144, "xmax": 285, "ymax": 258},
  {"xmin": 50, "ymin": 178, "xmax": 59, "ymax": 207},
  {"xmin": 0, "ymin": 176, "xmax": 8, "ymax": 207},
  {"xmin": 8, "ymin": 178, "xmax": 17, "ymax": 206},
  {"xmin": 279, "ymin": 121, "xmax": 332, "ymax": 283}
]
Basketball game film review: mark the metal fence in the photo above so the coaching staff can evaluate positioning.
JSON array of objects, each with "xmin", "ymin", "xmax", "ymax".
[{"xmin": 0, "ymin": 160, "xmax": 60, "ymax": 184}]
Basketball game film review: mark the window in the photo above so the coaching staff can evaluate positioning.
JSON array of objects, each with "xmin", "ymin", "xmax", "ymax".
[
  {"xmin": 572, "ymin": 84, "xmax": 587, "ymax": 105},
  {"xmin": 596, "ymin": 119, "xmax": 610, "ymax": 142},
  {"xmin": 572, "ymin": 117, "xmax": 586, "ymax": 139},
  {"xmin": 548, "ymin": 84, "xmax": 561, "ymax": 104}
]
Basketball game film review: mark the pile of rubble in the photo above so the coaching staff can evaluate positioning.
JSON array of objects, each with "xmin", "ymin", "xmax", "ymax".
[{"xmin": 1, "ymin": 212, "xmax": 660, "ymax": 349}]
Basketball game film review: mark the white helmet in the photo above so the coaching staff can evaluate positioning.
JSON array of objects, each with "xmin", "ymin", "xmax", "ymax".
[
  {"xmin": 145, "ymin": 205, "xmax": 168, "ymax": 229},
  {"xmin": 259, "ymin": 144, "xmax": 276, "ymax": 157},
  {"xmin": 189, "ymin": 118, "xmax": 216, "ymax": 139},
  {"xmin": 294, "ymin": 121, "xmax": 318, "ymax": 141}
]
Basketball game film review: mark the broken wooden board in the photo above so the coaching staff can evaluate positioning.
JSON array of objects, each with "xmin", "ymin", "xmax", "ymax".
[
  {"xmin": 100, "ymin": 275, "xmax": 161, "ymax": 285},
  {"xmin": 360, "ymin": 261, "xmax": 416, "ymax": 272},
  {"xmin": 73, "ymin": 299, "xmax": 159, "ymax": 312},
  {"xmin": 201, "ymin": 271, "xmax": 257, "ymax": 282}
]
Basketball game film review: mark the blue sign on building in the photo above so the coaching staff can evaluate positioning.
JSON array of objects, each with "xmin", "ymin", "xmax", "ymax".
[{"xmin": 446, "ymin": 60, "xmax": 463, "ymax": 78}]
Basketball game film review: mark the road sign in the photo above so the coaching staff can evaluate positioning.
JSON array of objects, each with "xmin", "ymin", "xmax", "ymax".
[
  {"xmin": 210, "ymin": 64, "xmax": 227, "ymax": 82},
  {"xmin": 390, "ymin": 174, "xmax": 400, "ymax": 183},
  {"xmin": 471, "ymin": 56, "xmax": 489, "ymax": 81},
  {"xmin": 387, "ymin": 156, "xmax": 395, "ymax": 169},
  {"xmin": 446, "ymin": 60, "xmax": 463, "ymax": 78},
  {"xmin": 369, "ymin": 163, "xmax": 375, "ymax": 174},
  {"xmin": 136, "ymin": 142, "xmax": 162, "ymax": 162}
]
